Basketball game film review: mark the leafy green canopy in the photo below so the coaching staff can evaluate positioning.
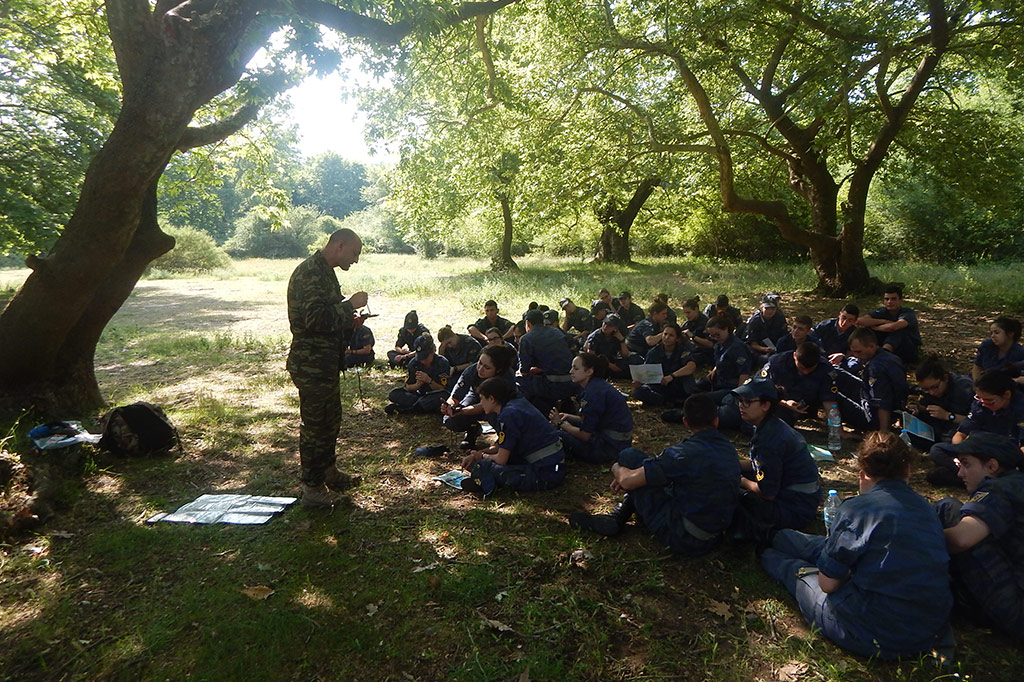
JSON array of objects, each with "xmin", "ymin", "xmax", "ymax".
[{"xmin": 0, "ymin": 0, "xmax": 119, "ymax": 255}]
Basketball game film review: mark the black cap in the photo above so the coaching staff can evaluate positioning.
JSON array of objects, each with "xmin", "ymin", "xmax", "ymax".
[
  {"xmin": 404, "ymin": 310, "xmax": 419, "ymax": 329},
  {"xmin": 524, "ymin": 309, "xmax": 544, "ymax": 326},
  {"xmin": 414, "ymin": 334, "xmax": 434, "ymax": 360},
  {"xmin": 946, "ymin": 432, "xmax": 1022, "ymax": 470},
  {"xmin": 731, "ymin": 380, "xmax": 778, "ymax": 401},
  {"xmin": 591, "ymin": 300, "xmax": 610, "ymax": 315},
  {"xmin": 603, "ymin": 313, "xmax": 621, "ymax": 327},
  {"xmin": 618, "ymin": 290, "xmax": 632, "ymax": 300},
  {"xmin": 559, "ymin": 297, "xmax": 572, "ymax": 310},
  {"xmin": 543, "ymin": 309, "xmax": 559, "ymax": 325},
  {"xmin": 761, "ymin": 292, "xmax": 781, "ymax": 308}
]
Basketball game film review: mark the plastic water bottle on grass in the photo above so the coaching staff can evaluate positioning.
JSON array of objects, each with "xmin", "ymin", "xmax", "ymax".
[
  {"xmin": 827, "ymin": 403, "xmax": 842, "ymax": 453},
  {"xmin": 823, "ymin": 489, "xmax": 841, "ymax": 535}
]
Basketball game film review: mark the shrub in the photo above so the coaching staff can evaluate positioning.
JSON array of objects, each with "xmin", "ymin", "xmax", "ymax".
[
  {"xmin": 225, "ymin": 205, "xmax": 339, "ymax": 258},
  {"xmin": 151, "ymin": 224, "xmax": 231, "ymax": 273},
  {"xmin": 340, "ymin": 204, "xmax": 414, "ymax": 254}
]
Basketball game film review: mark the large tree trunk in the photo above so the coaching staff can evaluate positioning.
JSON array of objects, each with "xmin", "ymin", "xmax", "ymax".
[
  {"xmin": 593, "ymin": 177, "xmax": 660, "ymax": 264},
  {"xmin": 0, "ymin": 1, "xmax": 257, "ymax": 415},
  {"xmin": 491, "ymin": 193, "xmax": 519, "ymax": 271}
]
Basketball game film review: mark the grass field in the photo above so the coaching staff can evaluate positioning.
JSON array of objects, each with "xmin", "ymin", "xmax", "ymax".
[{"xmin": 1, "ymin": 254, "xmax": 1022, "ymax": 681}]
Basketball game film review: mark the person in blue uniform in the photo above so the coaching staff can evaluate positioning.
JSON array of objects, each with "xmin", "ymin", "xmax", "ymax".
[
  {"xmin": 973, "ymin": 316, "xmax": 1024, "ymax": 382},
  {"xmin": 761, "ymin": 431, "xmax": 952, "ymax": 659},
  {"xmin": 549, "ymin": 352, "xmax": 633, "ymax": 463},
  {"xmin": 937, "ymin": 432, "xmax": 1024, "ymax": 642},
  {"xmin": 831, "ymin": 327, "xmax": 907, "ymax": 432},
  {"xmin": 569, "ymin": 393, "xmax": 740, "ymax": 556},
  {"xmin": 442, "ymin": 344, "xmax": 517, "ymax": 450},
  {"xmin": 467, "ymin": 299, "xmax": 514, "ymax": 342},
  {"xmin": 680, "ymin": 297, "xmax": 713, "ymax": 365},
  {"xmin": 344, "ymin": 312, "xmax": 375, "ymax": 368},
  {"xmin": 589, "ymin": 300, "xmax": 611, "ymax": 332},
  {"xmin": 560, "ymin": 297, "xmax": 594, "ymax": 336},
  {"xmin": 516, "ymin": 309, "xmax": 578, "ymax": 416},
  {"xmin": 696, "ymin": 314, "xmax": 753, "ymax": 396},
  {"xmin": 388, "ymin": 310, "xmax": 430, "ymax": 368},
  {"xmin": 745, "ymin": 292, "xmax": 787, "ymax": 361},
  {"xmin": 773, "ymin": 315, "xmax": 819, "ymax": 356},
  {"xmin": 384, "ymin": 334, "xmax": 451, "ymax": 414},
  {"xmin": 732, "ymin": 380, "xmax": 820, "ymax": 541},
  {"xmin": 702, "ymin": 294, "xmax": 744, "ymax": 337},
  {"xmin": 856, "ymin": 284, "xmax": 922, "ymax": 364},
  {"xmin": 625, "ymin": 301, "xmax": 669, "ymax": 355},
  {"xmin": 928, "ymin": 370, "xmax": 1024, "ymax": 486},
  {"xmin": 437, "ymin": 325, "xmax": 483, "ymax": 385},
  {"xmin": 614, "ymin": 290, "xmax": 645, "ymax": 328},
  {"xmin": 653, "ymin": 292, "xmax": 677, "ymax": 325},
  {"xmin": 459, "ymin": 377, "xmax": 566, "ymax": 495},
  {"xmin": 906, "ymin": 355, "xmax": 973, "ymax": 453},
  {"xmin": 583, "ymin": 313, "xmax": 639, "ymax": 380},
  {"xmin": 633, "ymin": 324, "xmax": 698, "ymax": 407},
  {"xmin": 813, "ymin": 304, "xmax": 858, "ymax": 361},
  {"xmin": 720, "ymin": 342, "xmax": 837, "ymax": 431}
]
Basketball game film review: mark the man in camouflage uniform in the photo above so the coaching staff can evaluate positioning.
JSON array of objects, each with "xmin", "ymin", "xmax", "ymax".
[{"xmin": 287, "ymin": 229, "xmax": 367, "ymax": 507}]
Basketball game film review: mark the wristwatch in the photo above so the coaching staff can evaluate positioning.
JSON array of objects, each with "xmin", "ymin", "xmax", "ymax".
[{"xmin": 948, "ymin": 413, "xmax": 956, "ymax": 421}]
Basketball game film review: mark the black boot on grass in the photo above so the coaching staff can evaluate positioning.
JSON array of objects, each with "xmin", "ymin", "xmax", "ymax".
[{"xmin": 569, "ymin": 495, "xmax": 636, "ymax": 537}]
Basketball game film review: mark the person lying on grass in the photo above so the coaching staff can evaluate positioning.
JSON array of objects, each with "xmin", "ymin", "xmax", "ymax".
[{"xmin": 459, "ymin": 377, "xmax": 566, "ymax": 495}]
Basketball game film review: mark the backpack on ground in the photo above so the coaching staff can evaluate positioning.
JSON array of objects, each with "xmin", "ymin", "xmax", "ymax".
[{"xmin": 99, "ymin": 402, "xmax": 181, "ymax": 457}]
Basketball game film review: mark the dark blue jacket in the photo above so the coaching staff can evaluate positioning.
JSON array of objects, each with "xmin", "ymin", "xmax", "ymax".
[
  {"xmin": 518, "ymin": 326, "xmax": 574, "ymax": 375},
  {"xmin": 498, "ymin": 397, "xmax": 563, "ymax": 466},
  {"xmin": 712, "ymin": 334, "xmax": 754, "ymax": 390},
  {"xmin": 812, "ymin": 318, "xmax": 853, "ymax": 355},
  {"xmin": 749, "ymin": 416, "xmax": 820, "ymax": 529},
  {"xmin": 760, "ymin": 351, "xmax": 836, "ymax": 408},
  {"xmin": 819, "ymin": 479, "xmax": 952, "ymax": 658}
]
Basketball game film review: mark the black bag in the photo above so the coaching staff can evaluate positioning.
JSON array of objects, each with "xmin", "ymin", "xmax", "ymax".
[{"xmin": 99, "ymin": 402, "xmax": 181, "ymax": 457}]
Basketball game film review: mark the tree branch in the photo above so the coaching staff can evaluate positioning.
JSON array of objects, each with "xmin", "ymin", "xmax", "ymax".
[
  {"xmin": 474, "ymin": 15, "xmax": 498, "ymax": 104},
  {"xmin": 289, "ymin": 0, "xmax": 518, "ymax": 46},
  {"xmin": 176, "ymin": 101, "xmax": 263, "ymax": 151}
]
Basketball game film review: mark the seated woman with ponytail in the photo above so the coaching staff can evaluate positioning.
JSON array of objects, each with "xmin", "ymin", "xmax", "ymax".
[{"xmin": 550, "ymin": 352, "xmax": 634, "ymax": 463}]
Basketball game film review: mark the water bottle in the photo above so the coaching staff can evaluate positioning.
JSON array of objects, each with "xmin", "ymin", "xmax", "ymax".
[
  {"xmin": 827, "ymin": 403, "xmax": 842, "ymax": 453},
  {"xmin": 823, "ymin": 489, "xmax": 841, "ymax": 535}
]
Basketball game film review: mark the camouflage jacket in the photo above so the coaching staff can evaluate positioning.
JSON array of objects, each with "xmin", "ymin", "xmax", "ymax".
[{"xmin": 286, "ymin": 250, "xmax": 353, "ymax": 379}]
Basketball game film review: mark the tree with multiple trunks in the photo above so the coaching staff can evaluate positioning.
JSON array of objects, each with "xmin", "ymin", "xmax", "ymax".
[
  {"xmin": 584, "ymin": 0, "xmax": 1023, "ymax": 293},
  {"xmin": 0, "ymin": 0, "xmax": 516, "ymax": 413}
]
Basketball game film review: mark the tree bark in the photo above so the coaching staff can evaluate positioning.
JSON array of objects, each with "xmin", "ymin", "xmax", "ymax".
[
  {"xmin": 491, "ymin": 193, "xmax": 519, "ymax": 271},
  {"xmin": 593, "ymin": 177, "xmax": 660, "ymax": 264},
  {"xmin": 0, "ymin": 1, "xmax": 257, "ymax": 414}
]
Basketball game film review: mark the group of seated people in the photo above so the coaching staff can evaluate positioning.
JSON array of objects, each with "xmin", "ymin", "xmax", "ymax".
[{"xmin": 361, "ymin": 286, "xmax": 1024, "ymax": 659}]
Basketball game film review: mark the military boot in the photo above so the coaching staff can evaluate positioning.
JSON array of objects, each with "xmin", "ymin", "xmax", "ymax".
[
  {"xmin": 459, "ymin": 422, "xmax": 483, "ymax": 450},
  {"xmin": 569, "ymin": 494, "xmax": 636, "ymax": 537},
  {"xmin": 301, "ymin": 483, "xmax": 340, "ymax": 508},
  {"xmin": 324, "ymin": 466, "xmax": 361, "ymax": 491}
]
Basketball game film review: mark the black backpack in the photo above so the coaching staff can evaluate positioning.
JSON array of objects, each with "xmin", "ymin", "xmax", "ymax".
[{"xmin": 99, "ymin": 402, "xmax": 181, "ymax": 457}]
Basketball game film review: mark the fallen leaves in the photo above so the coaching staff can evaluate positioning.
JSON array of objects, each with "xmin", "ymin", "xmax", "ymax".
[
  {"xmin": 705, "ymin": 598, "xmax": 732, "ymax": 621},
  {"xmin": 775, "ymin": 660, "xmax": 808, "ymax": 681},
  {"xmin": 240, "ymin": 585, "xmax": 274, "ymax": 600}
]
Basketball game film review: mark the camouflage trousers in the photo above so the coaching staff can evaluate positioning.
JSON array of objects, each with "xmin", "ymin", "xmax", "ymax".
[{"xmin": 291, "ymin": 372, "xmax": 342, "ymax": 486}]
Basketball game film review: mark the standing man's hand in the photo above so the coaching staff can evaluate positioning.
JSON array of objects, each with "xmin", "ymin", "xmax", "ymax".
[{"xmin": 347, "ymin": 291, "xmax": 368, "ymax": 309}]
